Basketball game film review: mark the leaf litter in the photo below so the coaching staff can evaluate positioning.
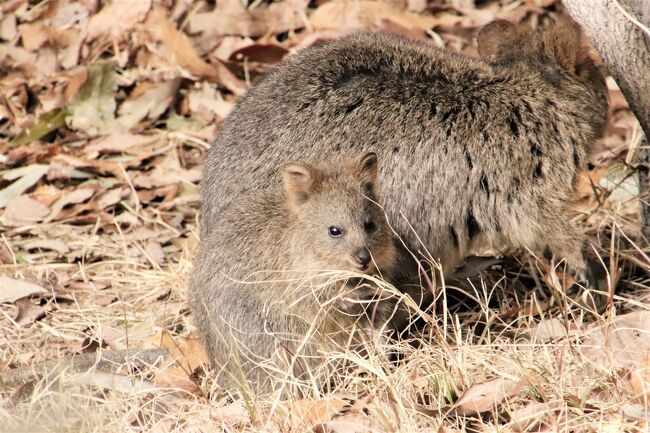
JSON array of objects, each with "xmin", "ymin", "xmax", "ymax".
[{"xmin": 0, "ymin": 0, "xmax": 648, "ymax": 432}]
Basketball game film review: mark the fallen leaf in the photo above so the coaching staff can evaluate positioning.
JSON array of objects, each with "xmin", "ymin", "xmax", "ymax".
[
  {"xmin": 13, "ymin": 298, "xmax": 47, "ymax": 327},
  {"xmin": 507, "ymin": 401, "xmax": 560, "ymax": 432},
  {"xmin": 581, "ymin": 311, "xmax": 650, "ymax": 370},
  {"xmin": 154, "ymin": 7, "xmax": 217, "ymax": 78},
  {"xmin": 453, "ymin": 376, "xmax": 526, "ymax": 415},
  {"xmin": 210, "ymin": 400, "xmax": 251, "ymax": 426},
  {"xmin": 187, "ymin": 84, "xmax": 234, "ymax": 123},
  {"xmin": 18, "ymin": 23, "xmax": 52, "ymax": 51},
  {"xmin": 528, "ymin": 317, "xmax": 579, "ymax": 343},
  {"xmin": 0, "ymin": 164, "xmax": 49, "ymax": 208},
  {"xmin": 95, "ymin": 188, "xmax": 127, "ymax": 211},
  {"xmin": 153, "ymin": 330, "xmax": 210, "ymax": 392},
  {"xmin": 117, "ymin": 79, "xmax": 181, "ymax": 130},
  {"xmin": 0, "ymin": 275, "xmax": 48, "ymax": 304},
  {"xmin": 188, "ymin": 0, "xmax": 307, "ymax": 39},
  {"xmin": 11, "ymin": 108, "xmax": 67, "ymax": 147},
  {"xmin": 310, "ymin": 1, "xmax": 440, "ymax": 33},
  {"xmin": 1, "ymin": 195, "xmax": 50, "ymax": 226},
  {"xmin": 45, "ymin": 188, "xmax": 95, "ymax": 222},
  {"xmin": 66, "ymin": 62, "xmax": 122, "ymax": 135},
  {"xmin": 87, "ymin": 0, "xmax": 152, "ymax": 41},
  {"xmin": 84, "ymin": 134, "xmax": 159, "ymax": 159},
  {"xmin": 23, "ymin": 239, "xmax": 70, "ymax": 255},
  {"xmin": 228, "ymin": 44, "xmax": 289, "ymax": 64},
  {"xmin": 0, "ymin": 13, "xmax": 18, "ymax": 42}
]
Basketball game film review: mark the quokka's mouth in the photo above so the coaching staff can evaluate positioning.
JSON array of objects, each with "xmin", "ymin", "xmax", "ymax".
[{"xmin": 348, "ymin": 259, "xmax": 372, "ymax": 272}]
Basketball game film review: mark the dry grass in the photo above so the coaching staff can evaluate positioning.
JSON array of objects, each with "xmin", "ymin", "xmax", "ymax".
[{"xmin": 1, "ymin": 0, "xmax": 649, "ymax": 431}]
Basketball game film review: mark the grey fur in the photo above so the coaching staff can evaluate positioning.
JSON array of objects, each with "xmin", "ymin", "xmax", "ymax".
[
  {"xmin": 200, "ymin": 18, "xmax": 607, "ymax": 282},
  {"xmin": 189, "ymin": 154, "xmax": 397, "ymax": 395}
]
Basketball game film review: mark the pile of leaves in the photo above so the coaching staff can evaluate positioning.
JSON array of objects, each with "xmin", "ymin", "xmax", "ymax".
[{"xmin": 0, "ymin": 0, "xmax": 648, "ymax": 431}]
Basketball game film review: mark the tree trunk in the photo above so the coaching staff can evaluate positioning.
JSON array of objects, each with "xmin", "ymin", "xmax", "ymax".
[{"xmin": 562, "ymin": 0, "xmax": 650, "ymax": 240}]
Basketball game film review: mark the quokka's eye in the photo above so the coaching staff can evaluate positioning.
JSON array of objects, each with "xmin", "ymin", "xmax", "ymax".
[
  {"xmin": 328, "ymin": 226, "xmax": 343, "ymax": 238},
  {"xmin": 364, "ymin": 220, "xmax": 376, "ymax": 233}
]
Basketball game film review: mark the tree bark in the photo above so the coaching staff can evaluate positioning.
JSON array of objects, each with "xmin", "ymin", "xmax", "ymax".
[{"xmin": 562, "ymin": 0, "xmax": 650, "ymax": 240}]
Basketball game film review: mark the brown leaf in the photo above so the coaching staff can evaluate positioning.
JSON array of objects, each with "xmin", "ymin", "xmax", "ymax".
[
  {"xmin": 188, "ymin": 0, "xmax": 307, "ymax": 39},
  {"xmin": 0, "ymin": 13, "xmax": 18, "ymax": 42},
  {"xmin": 23, "ymin": 239, "xmax": 70, "ymax": 255},
  {"xmin": 187, "ymin": 84, "xmax": 234, "ymax": 123},
  {"xmin": 154, "ymin": 7, "xmax": 217, "ymax": 78},
  {"xmin": 117, "ymin": 79, "xmax": 181, "ymax": 130},
  {"xmin": 45, "ymin": 188, "xmax": 95, "ymax": 222},
  {"xmin": 0, "ymin": 275, "xmax": 48, "ymax": 304},
  {"xmin": 84, "ymin": 134, "xmax": 159, "ymax": 158},
  {"xmin": 310, "ymin": 1, "xmax": 440, "ymax": 33},
  {"xmin": 153, "ymin": 330, "xmax": 210, "ymax": 392},
  {"xmin": 18, "ymin": 23, "xmax": 52, "ymax": 51},
  {"xmin": 0, "ymin": 164, "xmax": 49, "ymax": 208},
  {"xmin": 454, "ymin": 377, "xmax": 526, "ymax": 415},
  {"xmin": 210, "ymin": 400, "xmax": 251, "ymax": 426},
  {"xmin": 87, "ymin": 0, "xmax": 152, "ymax": 41},
  {"xmin": 229, "ymin": 44, "xmax": 289, "ymax": 64},
  {"xmin": 13, "ymin": 298, "xmax": 47, "ymax": 327},
  {"xmin": 582, "ymin": 311, "xmax": 650, "ymax": 370},
  {"xmin": 1, "ymin": 195, "xmax": 50, "ymax": 226}
]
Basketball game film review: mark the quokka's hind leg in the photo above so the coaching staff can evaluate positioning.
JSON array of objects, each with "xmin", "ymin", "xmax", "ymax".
[{"xmin": 535, "ymin": 213, "xmax": 592, "ymax": 288}]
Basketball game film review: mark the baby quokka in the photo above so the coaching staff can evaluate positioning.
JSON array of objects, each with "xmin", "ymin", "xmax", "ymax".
[{"xmin": 189, "ymin": 153, "xmax": 397, "ymax": 394}]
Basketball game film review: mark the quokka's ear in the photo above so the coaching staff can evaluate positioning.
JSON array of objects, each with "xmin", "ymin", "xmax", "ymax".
[
  {"xmin": 539, "ymin": 15, "xmax": 589, "ymax": 76},
  {"xmin": 282, "ymin": 161, "xmax": 318, "ymax": 206},
  {"xmin": 477, "ymin": 19, "xmax": 531, "ymax": 59},
  {"xmin": 355, "ymin": 152, "xmax": 379, "ymax": 193}
]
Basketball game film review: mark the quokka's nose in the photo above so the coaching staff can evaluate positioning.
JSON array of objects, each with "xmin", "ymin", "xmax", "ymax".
[{"xmin": 355, "ymin": 248, "xmax": 371, "ymax": 267}]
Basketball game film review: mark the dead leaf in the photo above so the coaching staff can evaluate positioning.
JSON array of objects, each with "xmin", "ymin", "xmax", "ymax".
[
  {"xmin": 66, "ymin": 62, "xmax": 122, "ymax": 135},
  {"xmin": 23, "ymin": 239, "xmax": 70, "ymax": 255},
  {"xmin": 229, "ymin": 44, "xmax": 289, "ymax": 64},
  {"xmin": 154, "ymin": 7, "xmax": 217, "ymax": 78},
  {"xmin": 310, "ymin": 1, "xmax": 440, "ymax": 33},
  {"xmin": 11, "ymin": 108, "xmax": 67, "ymax": 147},
  {"xmin": 0, "ymin": 13, "xmax": 18, "ymax": 42},
  {"xmin": 187, "ymin": 84, "xmax": 234, "ymax": 123},
  {"xmin": 153, "ymin": 330, "xmax": 210, "ymax": 392},
  {"xmin": 188, "ymin": 0, "xmax": 307, "ymax": 39},
  {"xmin": 117, "ymin": 79, "xmax": 181, "ymax": 130},
  {"xmin": 0, "ymin": 275, "xmax": 48, "ymax": 304},
  {"xmin": 0, "ymin": 164, "xmax": 49, "ymax": 208},
  {"xmin": 528, "ymin": 317, "xmax": 580, "ymax": 343},
  {"xmin": 18, "ymin": 23, "xmax": 52, "ymax": 51},
  {"xmin": 582, "ymin": 311, "xmax": 650, "ymax": 370},
  {"xmin": 45, "ymin": 188, "xmax": 95, "ymax": 222},
  {"xmin": 87, "ymin": 0, "xmax": 152, "ymax": 41},
  {"xmin": 211, "ymin": 400, "xmax": 251, "ymax": 426},
  {"xmin": 13, "ymin": 298, "xmax": 47, "ymax": 327},
  {"xmin": 1, "ymin": 195, "xmax": 50, "ymax": 226},
  {"xmin": 453, "ymin": 377, "xmax": 526, "ymax": 415},
  {"xmin": 508, "ymin": 401, "xmax": 560, "ymax": 431},
  {"xmin": 84, "ymin": 134, "xmax": 159, "ymax": 158},
  {"xmin": 95, "ymin": 188, "xmax": 127, "ymax": 211}
]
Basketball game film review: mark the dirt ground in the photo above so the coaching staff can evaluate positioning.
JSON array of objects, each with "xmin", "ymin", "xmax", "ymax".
[{"xmin": 0, "ymin": 0, "xmax": 649, "ymax": 431}]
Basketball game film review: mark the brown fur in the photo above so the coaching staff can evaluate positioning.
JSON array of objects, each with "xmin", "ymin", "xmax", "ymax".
[
  {"xmin": 200, "ymin": 17, "xmax": 608, "ymax": 313},
  {"xmin": 189, "ymin": 153, "xmax": 397, "ymax": 394}
]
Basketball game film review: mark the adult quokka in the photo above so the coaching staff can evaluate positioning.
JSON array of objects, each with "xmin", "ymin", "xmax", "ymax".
[
  {"xmin": 200, "ymin": 16, "xmax": 608, "ymax": 310},
  {"xmin": 190, "ymin": 153, "xmax": 398, "ymax": 394}
]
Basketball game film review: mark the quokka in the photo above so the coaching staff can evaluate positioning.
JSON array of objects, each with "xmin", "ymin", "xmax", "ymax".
[
  {"xmin": 189, "ymin": 153, "xmax": 398, "ymax": 394},
  {"xmin": 200, "ymin": 16, "xmax": 608, "ymax": 291}
]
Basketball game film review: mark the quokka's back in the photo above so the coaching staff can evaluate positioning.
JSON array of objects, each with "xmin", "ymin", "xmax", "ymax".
[{"xmin": 200, "ymin": 17, "xmax": 608, "ymax": 287}]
